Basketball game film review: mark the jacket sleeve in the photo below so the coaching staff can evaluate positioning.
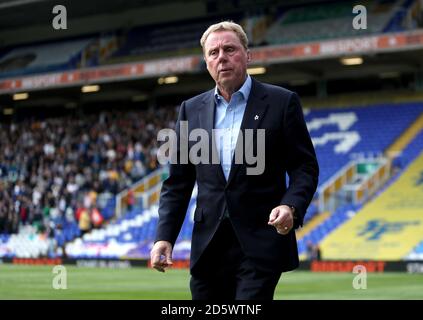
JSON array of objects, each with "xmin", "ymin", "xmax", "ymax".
[
  {"xmin": 280, "ymin": 92, "xmax": 319, "ymax": 228},
  {"xmin": 155, "ymin": 101, "xmax": 196, "ymax": 246}
]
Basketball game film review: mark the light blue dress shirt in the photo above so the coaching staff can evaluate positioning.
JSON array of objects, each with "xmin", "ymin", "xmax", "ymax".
[{"xmin": 214, "ymin": 75, "xmax": 252, "ymax": 181}]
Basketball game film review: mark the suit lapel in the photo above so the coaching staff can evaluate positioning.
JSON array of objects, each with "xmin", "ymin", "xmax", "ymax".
[
  {"xmin": 198, "ymin": 90, "xmax": 227, "ymax": 186},
  {"xmin": 226, "ymin": 79, "xmax": 269, "ymax": 186}
]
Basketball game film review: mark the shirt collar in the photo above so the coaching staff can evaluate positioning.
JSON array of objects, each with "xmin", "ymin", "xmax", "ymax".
[{"xmin": 214, "ymin": 74, "xmax": 252, "ymax": 104}]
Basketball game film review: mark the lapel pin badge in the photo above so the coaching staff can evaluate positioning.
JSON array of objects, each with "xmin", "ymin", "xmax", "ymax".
[{"xmin": 254, "ymin": 115, "xmax": 259, "ymax": 120}]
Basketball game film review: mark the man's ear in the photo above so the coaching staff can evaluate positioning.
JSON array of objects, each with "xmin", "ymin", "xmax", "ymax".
[{"xmin": 247, "ymin": 49, "xmax": 251, "ymax": 63}]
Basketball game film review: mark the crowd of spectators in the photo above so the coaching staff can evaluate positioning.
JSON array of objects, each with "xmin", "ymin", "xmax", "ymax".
[{"xmin": 0, "ymin": 105, "xmax": 178, "ymax": 239}]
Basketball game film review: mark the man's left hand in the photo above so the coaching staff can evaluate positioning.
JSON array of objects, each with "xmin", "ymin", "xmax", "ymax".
[{"xmin": 268, "ymin": 205, "xmax": 294, "ymax": 235}]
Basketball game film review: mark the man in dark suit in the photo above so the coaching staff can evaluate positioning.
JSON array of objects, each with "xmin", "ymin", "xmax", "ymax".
[{"xmin": 150, "ymin": 21, "xmax": 319, "ymax": 300}]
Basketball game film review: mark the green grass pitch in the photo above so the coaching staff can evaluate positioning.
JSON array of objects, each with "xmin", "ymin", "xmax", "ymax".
[{"xmin": 0, "ymin": 264, "xmax": 422, "ymax": 299}]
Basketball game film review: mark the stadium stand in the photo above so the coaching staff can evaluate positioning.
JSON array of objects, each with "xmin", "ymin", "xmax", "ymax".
[
  {"xmin": 0, "ymin": 106, "xmax": 177, "ymax": 257},
  {"xmin": 307, "ymin": 103, "xmax": 423, "ymax": 186},
  {"xmin": 52, "ymin": 101, "xmax": 423, "ymax": 260},
  {"xmin": 320, "ymin": 148, "xmax": 423, "ymax": 260},
  {"xmin": 0, "ymin": 38, "xmax": 94, "ymax": 78},
  {"xmin": 108, "ymin": 18, "xmax": 239, "ymax": 63},
  {"xmin": 0, "ymin": 31, "xmax": 121, "ymax": 78},
  {"xmin": 298, "ymin": 112, "xmax": 423, "ymax": 260},
  {"xmin": 264, "ymin": 0, "xmax": 413, "ymax": 45}
]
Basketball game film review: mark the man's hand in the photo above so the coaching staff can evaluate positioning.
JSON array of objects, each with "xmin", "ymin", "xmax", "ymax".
[
  {"xmin": 268, "ymin": 205, "xmax": 295, "ymax": 235},
  {"xmin": 150, "ymin": 241, "xmax": 173, "ymax": 272}
]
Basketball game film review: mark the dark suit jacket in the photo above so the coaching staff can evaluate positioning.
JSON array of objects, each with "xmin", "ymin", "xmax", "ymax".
[{"xmin": 155, "ymin": 78, "xmax": 319, "ymax": 273}]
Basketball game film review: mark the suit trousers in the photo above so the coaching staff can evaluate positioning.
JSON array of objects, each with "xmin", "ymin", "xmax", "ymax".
[{"xmin": 190, "ymin": 218, "xmax": 282, "ymax": 300}]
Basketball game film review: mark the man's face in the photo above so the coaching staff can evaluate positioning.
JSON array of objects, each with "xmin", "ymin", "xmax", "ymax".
[{"xmin": 203, "ymin": 30, "xmax": 250, "ymax": 91}]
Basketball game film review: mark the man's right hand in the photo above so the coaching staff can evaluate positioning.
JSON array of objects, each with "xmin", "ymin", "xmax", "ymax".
[{"xmin": 150, "ymin": 240, "xmax": 173, "ymax": 272}]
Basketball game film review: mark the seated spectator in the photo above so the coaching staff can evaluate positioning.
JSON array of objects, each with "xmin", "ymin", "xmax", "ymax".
[
  {"xmin": 90, "ymin": 206, "xmax": 104, "ymax": 229},
  {"xmin": 78, "ymin": 208, "xmax": 91, "ymax": 236}
]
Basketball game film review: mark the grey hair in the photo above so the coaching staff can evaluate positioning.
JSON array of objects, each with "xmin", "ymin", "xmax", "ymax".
[{"xmin": 200, "ymin": 21, "xmax": 249, "ymax": 50}]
